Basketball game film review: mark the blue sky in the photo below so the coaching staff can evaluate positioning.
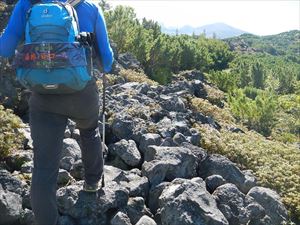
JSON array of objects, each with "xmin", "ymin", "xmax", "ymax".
[{"xmin": 107, "ymin": 0, "xmax": 300, "ymax": 35}]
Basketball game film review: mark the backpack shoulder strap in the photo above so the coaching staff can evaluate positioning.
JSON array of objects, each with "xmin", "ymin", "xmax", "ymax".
[{"xmin": 67, "ymin": 0, "xmax": 83, "ymax": 7}]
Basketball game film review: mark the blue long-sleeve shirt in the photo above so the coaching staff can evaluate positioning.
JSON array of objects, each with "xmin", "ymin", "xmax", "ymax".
[{"xmin": 0, "ymin": 0, "xmax": 114, "ymax": 72}]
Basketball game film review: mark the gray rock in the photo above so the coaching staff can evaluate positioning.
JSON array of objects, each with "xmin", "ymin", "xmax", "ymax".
[
  {"xmin": 139, "ymin": 133, "xmax": 162, "ymax": 154},
  {"xmin": 112, "ymin": 117, "xmax": 134, "ymax": 140},
  {"xmin": 156, "ymin": 117, "xmax": 175, "ymax": 138},
  {"xmin": 57, "ymin": 183, "xmax": 81, "ymax": 215},
  {"xmin": 189, "ymin": 128, "xmax": 201, "ymax": 146},
  {"xmin": 192, "ymin": 79, "xmax": 207, "ymax": 98},
  {"xmin": 171, "ymin": 119, "xmax": 191, "ymax": 136},
  {"xmin": 158, "ymin": 178, "xmax": 228, "ymax": 225},
  {"xmin": 213, "ymin": 183, "xmax": 252, "ymax": 225},
  {"xmin": 22, "ymin": 189, "xmax": 31, "ymax": 210},
  {"xmin": 247, "ymin": 186, "xmax": 288, "ymax": 225},
  {"xmin": 57, "ymin": 169, "xmax": 73, "ymax": 186},
  {"xmin": 159, "ymin": 137, "xmax": 176, "ymax": 147},
  {"xmin": 20, "ymin": 208, "xmax": 35, "ymax": 225},
  {"xmin": 111, "ymin": 211, "xmax": 132, "ymax": 225},
  {"xmin": 5, "ymin": 150, "xmax": 33, "ymax": 171},
  {"xmin": 136, "ymin": 83, "xmax": 150, "ymax": 95},
  {"xmin": 172, "ymin": 132, "xmax": 187, "ymax": 145},
  {"xmin": 0, "ymin": 190, "xmax": 23, "ymax": 225},
  {"xmin": 125, "ymin": 171, "xmax": 149, "ymax": 199},
  {"xmin": 180, "ymin": 142, "xmax": 207, "ymax": 163},
  {"xmin": 20, "ymin": 161, "xmax": 33, "ymax": 173},
  {"xmin": 62, "ymin": 138, "xmax": 81, "ymax": 160},
  {"xmin": 136, "ymin": 215, "xmax": 157, "ymax": 225},
  {"xmin": 60, "ymin": 156, "xmax": 75, "ymax": 172},
  {"xmin": 64, "ymin": 128, "xmax": 72, "ymax": 138},
  {"xmin": 159, "ymin": 95, "xmax": 186, "ymax": 112},
  {"xmin": 104, "ymin": 166, "xmax": 149, "ymax": 198},
  {"xmin": 243, "ymin": 170, "xmax": 257, "ymax": 191},
  {"xmin": 207, "ymin": 116, "xmax": 222, "ymax": 130},
  {"xmin": 178, "ymin": 70, "xmax": 205, "ymax": 82},
  {"xmin": 245, "ymin": 203, "xmax": 265, "ymax": 222},
  {"xmin": 162, "ymin": 81, "xmax": 192, "ymax": 96},
  {"xmin": 142, "ymin": 160, "xmax": 169, "ymax": 187},
  {"xmin": 19, "ymin": 126, "xmax": 33, "ymax": 150},
  {"xmin": 57, "ymin": 180, "xmax": 129, "ymax": 221},
  {"xmin": 111, "ymin": 139, "xmax": 141, "ymax": 167},
  {"xmin": 148, "ymin": 182, "xmax": 170, "ymax": 214},
  {"xmin": 71, "ymin": 129, "xmax": 81, "ymax": 143},
  {"xmin": 109, "ymin": 155, "xmax": 131, "ymax": 171},
  {"xmin": 70, "ymin": 160, "xmax": 84, "ymax": 180},
  {"xmin": 124, "ymin": 197, "xmax": 153, "ymax": 224},
  {"xmin": 0, "ymin": 169, "xmax": 27, "ymax": 195},
  {"xmin": 198, "ymin": 154, "xmax": 256, "ymax": 193},
  {"xmin": 142, "ymin": 146, "xmax": 198, "ymax": 186},
  {"xmin": 205, "ymin": 175, "xmax": 226, "ymax": 193}
]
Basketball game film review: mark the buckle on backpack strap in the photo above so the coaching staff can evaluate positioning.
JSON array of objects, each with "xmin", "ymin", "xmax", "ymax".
[{"xmin": 43, "ymin": 84, "xmax": 58, "ymax": 89}]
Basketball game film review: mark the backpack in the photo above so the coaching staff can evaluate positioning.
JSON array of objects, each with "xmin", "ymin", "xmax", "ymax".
[{"xmin": 14, "ymin": 0, "xmax": 92, "ymax": 94}]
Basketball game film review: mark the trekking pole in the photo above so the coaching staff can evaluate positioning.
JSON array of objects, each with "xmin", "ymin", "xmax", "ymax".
[{"xmin": 101, "ymin": 71, "xmax": 106, "ymax": 188}]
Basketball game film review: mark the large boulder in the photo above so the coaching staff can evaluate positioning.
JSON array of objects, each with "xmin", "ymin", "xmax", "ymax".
[
  {"xmin": 136, "ymin": 215, "xmax": 157, "ymax": 225},
  {"xmin": 57, "ymin": 180, "xmax": 129, "ymax": 225},
  {"xmin": 61, "ymin": 138, "xmax": 81, "ymax": 160},
  {"xmin": 247, "ymin": 186, "xmax": 288, "ymax": 225},
  {"xmin": 198, "ymin": 154, "xmax": 256, "ymax": 193},
  {"xmin": 102, "ymin": 166, "xmax": 149, "ymax": 199},
  {"xmin": 0, "ymin": 169, "xmax": 27, "ymax": 195},
  {"xmin": 159, "ymin": 95, "xmax": 186, "ymax": 112},
  {"xmin": 0, "ymin": 189, "xmax": 23, "ymax": 225},
  {"xmin": 213, "ymin": 183, "xmax": 256, "ymax": 225},
  {"xmin": 142, "ymin": 146, "xmax": 198, "ymax": 186},
  {"xmin": 139, "ymin": 133, "xmax": 162, "ymax": 154},
  {"xmin": 123, "ymin": 197, "xmax": 153, "ymax": 224},
  {"xmin": 110, "ymin": 139, "xmax": 141, "ymax": 167},
  {"xmin": 111, "ymin": 116, "xmax": 134, "ymax": 140},
  {"xmin": 110, "ymin": 211, "xmax": 132, "ymax": 225},
  {"xmin": 158, "ymin": 178, "xmax": 229, "ymax": 225}
]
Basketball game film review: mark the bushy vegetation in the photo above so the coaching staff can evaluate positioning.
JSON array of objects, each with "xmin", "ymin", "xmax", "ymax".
[
  {"xmin": 189, "ymin": 97, "xmax": 234, "ymax": 125},
  {"xmin": 118, "ymin": 69, "xmax": 158, "ymax": 86},
  {"xmin": 0, "ymin": 105, "xmax": 24, "ymax": 160},
  {"xmin": 105, "ymin": 5, "xmax": 234, "ymax": 84},
  {"xmin": 228, "ymin": 89, "xmax": 277, "ymax": 136},
  {"xmin": 197, "ymin": 123, "xmax": 300, "ymax": 223},
  {"xmin": 190, "ymin": 97, "xmax": 300, "ymax": 222}
]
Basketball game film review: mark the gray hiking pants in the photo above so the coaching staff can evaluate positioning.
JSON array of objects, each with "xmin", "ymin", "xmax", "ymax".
[{"xmin": 29, "ymin": 80, "xmax": 103, "ymax": 225}]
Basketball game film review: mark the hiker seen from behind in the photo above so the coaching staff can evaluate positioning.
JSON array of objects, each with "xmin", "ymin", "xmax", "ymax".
[{"xmin": 0, "ymin": 0, "xmax": 114, "ymax": 224}]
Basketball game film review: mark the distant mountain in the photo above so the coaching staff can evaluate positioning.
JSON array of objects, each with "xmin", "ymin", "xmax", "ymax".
[{"xmin": 161, "ymin": 22, "xmax": 249, "ymax": 39}]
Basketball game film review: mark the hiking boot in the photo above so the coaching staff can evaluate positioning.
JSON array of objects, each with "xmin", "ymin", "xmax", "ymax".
[{"xmin": 82, "ymin": 181, "xmax": 99, "ymax": 193}]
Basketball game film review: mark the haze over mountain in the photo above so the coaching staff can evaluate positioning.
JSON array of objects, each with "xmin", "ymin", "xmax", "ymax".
[{"xmin": 161, "ymin": 22, "xmax": 249, "ymax": 39}]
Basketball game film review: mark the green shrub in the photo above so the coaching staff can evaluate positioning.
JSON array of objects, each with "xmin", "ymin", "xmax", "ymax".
[
  {"xmin": 0, "ymin": 105, "xmax": 24, "ymax": 160},
  {"xmin": 119, "ymin": 69, "xmax": 158, "ymax": 86},
  {"xmin": 189, "ymin": 97, "xmax": 235, "ymax": 125},
  {"xmin": 206, "ymin": 70, "xmax": 238, "ymax": 92},
  {"xmin": 228, "ymin": 89, "xmax": 277, "ymax": 136}
]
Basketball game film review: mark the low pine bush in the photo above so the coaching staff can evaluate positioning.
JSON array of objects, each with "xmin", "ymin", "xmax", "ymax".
[{"xmin": 0, "ymin": 105, "xmax": 24, "ymax": 160}]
